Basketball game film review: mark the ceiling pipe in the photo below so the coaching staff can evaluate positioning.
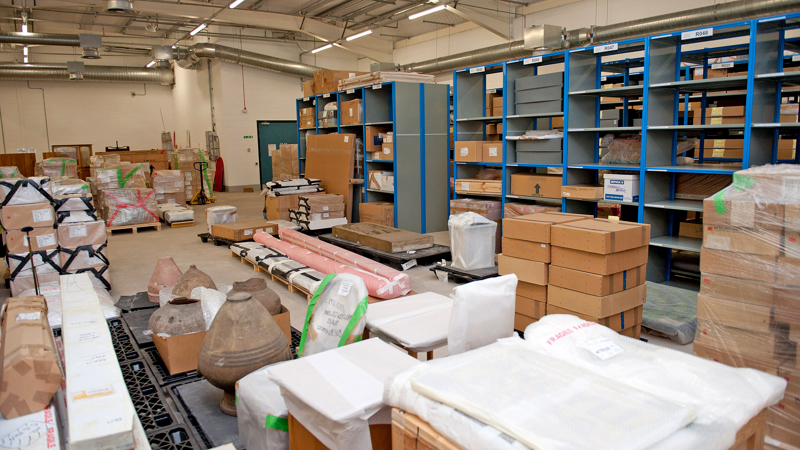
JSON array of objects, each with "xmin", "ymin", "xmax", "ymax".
[
  {"xmin": 181, "ymin": 43, "xmax": 320, "ymax": 78},
  {"xmin": 0, "ymin": 64, "xmax": 174, "ymax": 85},
  {"xmin": 0, "ymin": 32, "xmax": 80, "ymax": 46},
  {"xmin": 400, "ymin": 0, "xmax": 800, "ymax": 73}
]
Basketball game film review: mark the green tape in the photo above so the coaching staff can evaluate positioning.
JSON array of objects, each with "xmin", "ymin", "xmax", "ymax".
[
  {"xmin": 732, "ymin": 173, "xmax": 754, "ymax": 191},
  {"xmin": 265, "ymin": 415, "xmax": 289, "ymax": 432},
  {"xmin": 713, "ymin": 190, "xmax": 727, "ymax": 214},
  {"xmin": 120, "ymin": 164, "xmax": 142, "ymax": 188},
  {"xmin": 297, "ymin": 274, "xmax": 336, "ymax": 358},
  {"xmin": 199, "ymin": 152, "xmax": 214, "ymax": 198},
  {"xmin": 59, "ymin": 158, "xmax": 76, "ymax": 176},
  {"xmin": 338, "ymin": 297, "xmax": 368, "ymax": 348}
]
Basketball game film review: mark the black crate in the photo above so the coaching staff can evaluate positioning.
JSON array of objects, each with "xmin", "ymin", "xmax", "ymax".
[
  {"xmin": 142, "ymin": 346, "xmax": 201, "ymax": 387},
  {"xmin": 119, "ymin": 360, "xmax": 178, "ymax": 433},
  {"xmin": 290, "ymin": 326, "xmax": 301, "ymax": 359},
  {"xmin": 108, "ymin": 318, "xmax": 142, "ymax": 362},
  {"xmin": 146, "ymin": 425, "xmax": 202, "ymax": 450}
]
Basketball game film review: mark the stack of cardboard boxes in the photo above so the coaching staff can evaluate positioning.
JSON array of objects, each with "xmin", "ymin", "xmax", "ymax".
[
  {"xmin": 152, "ymin": 170, "xmax": 186, "ymax": 205},
  {"xmin": 503, "ymin": 202, "xmax": 560, "ymax": 218},
  {"xmin": 690, "ymin": 165, "xmax": 800, "ymax": 448},
  {"xmin": 313, "ymin": 70, "xmax": 368, "ymax": 95},
  {"xmin": 370, "ymin": 130, "xmax": 394, "ymax": 161},
  {"xmin": 175, "ymin": 148, "xmax": 214, "ymax": 202},
  {"xmin": 299, "ymin": 107, "xmax": 316, "ymax": 129},
  {"xmin": 271, "ymin": 144, "xmax": 300, "ymax": 182},
  {"xmin": 486, "ymin": 90, "xmax": 503, "ymax": 117},
  {"xmin": 106, "ymin": 149, "xmax": 169, "ymax": 171},
  {"xmin": 40, "ymin": 158, "xmax": 78, "ymax": 179},
  {"xmin": 289, "ymin": 194, "xmax": 347, "ymax": 231},
  {"xmin": 454, "ymin": 140, "xmax": 503, "ymax": 164}
]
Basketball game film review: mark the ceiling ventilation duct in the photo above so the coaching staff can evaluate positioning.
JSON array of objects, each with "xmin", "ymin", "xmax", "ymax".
[
  {"xmin": 106, "ymin": 0, "xmax": 133, "ymax": 14},
  {"xmin": 80, "ymin": 34, "xmax": 102, "ymax": 59},
  {"xmin": 67, "ymin": 61, "xmax": 85, "ymax": 80}
]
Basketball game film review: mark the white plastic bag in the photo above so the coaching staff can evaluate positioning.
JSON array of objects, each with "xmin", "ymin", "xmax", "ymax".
[
  {"xmin": 298, "ymin": 273, "xmax": 368, "ymax": 357},
  {"xmin": 448, "ymin": 212, "xmax": 496, "ymax": 270},
  {"xmin": 448, "ymin": 274, "xmax": 517, "ymax": 355},
  {"xmin": 237, "ymin": 364, "xmax": 290, "ymax": 450}
]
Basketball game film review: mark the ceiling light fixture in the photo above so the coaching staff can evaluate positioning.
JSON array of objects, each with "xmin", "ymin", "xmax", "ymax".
[
  {"xmin": 229, "ymin": 0, "xmax": 245, "ymax": 8},
  {"xmin": 23, "ymin": 46, "xmax": 28, "ymax": 56},
  {"xmin": 409, "ymin": 5, "xmax": 445, "ymax": 20},
  {"xmin": 311, "ymin": 44, "xmax": 333, "ymax": 53},
  {"xmin": 21, "ymin": 23, "xmax": 27, "ymax": 33},
  {"xmin": 190, "ymin": 23, "xmax": 207, "ymax": 36},
  {"xmin": 23, "ymin": 55, "xmax": 28, "ymax": 63},
  {"xmin": 146, "ymin": 60, "xmax": 156, "ymax": 68},
  {"xmin": 346, "ymin": 30, "xmax": 372, "ymax": 41}
]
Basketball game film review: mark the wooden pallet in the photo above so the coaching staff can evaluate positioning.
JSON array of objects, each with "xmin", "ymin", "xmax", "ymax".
[
  {"xmin": 168, "ymin": 220, "xmax": 194, "ymax": 228},
  {"xmin": 107, "ymin": 222, "xmax": 161, "ymax": 235},
  {"xmin": 230, "ymin": 250, "xmax": 314, "ymax": 299}
]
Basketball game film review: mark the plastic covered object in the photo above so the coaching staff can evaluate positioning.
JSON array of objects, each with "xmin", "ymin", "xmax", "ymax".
[
  {"xmin": 601, "ymin": 136, "xmax": 698, "ymax": 164},
  {"xmin": 524, "ymin": 315, "xmax": 786, "ymax": 450},
  {"xmin": 0, "ymin": 166, "xmax": 21, "ymax": 179},
  {"xmin": 503, "ymin": 202, "xmax": 560, "ymax": 218},
  {"xmin": 206, "ymin": 205, "xmax": 237, "ymax": 234},
  {"xmin": 158, "ymin": 283, "xmax": 232, "ymax": 331},
  {"xmin": 102, "ymin": 188, "xmax": 159, "ymax": 226},
  {"xmin": 448, "ymin": 274, "xmax": 517, "ymax": 355},
  {"xmin": 158, "ymin": 203, "xmax": 194, "ymax": 223},
  {"xmin": 95, "ymin": 163, "xmax": 147, "ymax": 190},
  {"xmin": 448, "ymin": 212, "xmax": 497, "ymax": 271},
  {"xmin": 0, "ymin": 177, "xmax": 52, "ymax": 206},
  {"xmin": 89, "ymin": 153, "xmax": 121, "ymax": 167},
  {"xmin": 366, "ymin": 292, "xmax": 452, "ymax": 352},
  {"xmin": 298, "ymin": 273, "xmax": 368, "ymax": 358},
  {"xmin": 641, "ymin": 281, "xmax": 697, "ymax": 344},
  {"xmin": 51, "ymin": 178, "xmax": 90, "ymax": 195},
  {"xmin": 42, "ymin": 157, "xmax": 78, "ymax": 179},
  {"xmin": 152, "ymin": 170, "xmax": 183, "ymax": 194},
  {"xmin": 237, "ymin": 364, "xmax": 290, "ymax": 450},
  {"xmin": 475, "ymin": 168, "xmax": 502, "ymax": 180},
  {"xmin": 31, "ymin": 284, "xmax": 119, "ymax": 329}
]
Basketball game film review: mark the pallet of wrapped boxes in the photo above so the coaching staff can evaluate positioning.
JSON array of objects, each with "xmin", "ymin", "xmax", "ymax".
[
  {"xmin": 289, "ymin": 194, "xmax": 346, "ymax": 231},
  {"xmin": 38, "ymin": 157, "xmax": 78, "ymax": 179},
  {"xmin": 692, "ymin": 164, "xmax": 800, "ymax": 448},
  {"xmin": 173, "ymin": 148, "xmax": 214, "ymax": 202},
  {"xmin": 152, "ymin": 170, "xmax": 186, "ymax": 205}
]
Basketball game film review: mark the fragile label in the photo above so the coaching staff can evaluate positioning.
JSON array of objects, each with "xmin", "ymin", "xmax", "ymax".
[
  {"xmin": 580, "ymin": 337, "xmax": 624, "ymax": 360},
  {"xmin": 36, "ymin": 234, "xmax": 56, "ymax": 248},
  {"xmin": 32, "ymin": 209, "xmax": 53, "ymax": 222},
  {"xmin": 69, "ymin": 225, "xmax": 88, "ymax": 238},
  {"xmin": 16, "ymin": 311, "xmax": 41, "ymax": 321},
  {"xmin": 682, "ymin": 28, "xmax": 712, "ymax": 40},
  {"xmin": 337, "ymin": 280, "xmax": 353, "ymax": 296},
  {"xmin": 460, "ymin": 147, "xmax": 469, "ymax": 156},
  {"xmin": 244, "ymin": 229, "xmax": 254, "ymax": 236},
  {"xmin": 401, "ymin": 259, "xmax": 417, "ymax": 271},
  {"xmin": 460, "ymin": 182, "xmax": 470, "ymax": 191},
  {"xmin": 523, "ymin": 56, "xmax": 542, "ymax": 65},
  {"xmin": 593, "ymin": 43, "xmax": 618, "ymax": 53}
]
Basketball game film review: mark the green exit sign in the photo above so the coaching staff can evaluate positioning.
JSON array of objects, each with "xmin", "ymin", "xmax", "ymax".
[{"xmin": 243, "ymin": 135, "xmax": 254, "ymax": 139}]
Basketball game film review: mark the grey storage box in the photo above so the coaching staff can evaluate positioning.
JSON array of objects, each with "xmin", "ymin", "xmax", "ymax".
[
  {"xmin": 599, "ymin": 119, "xmax": 621, "ymax": 127},
  {"xmin": 515, "ymin": 85, "xmax": 563, "ymax": 104},
  {"xmin": 517, "ymin": 101, "xmax": 563, "ymax": 115},
  {"xmin": 600, "ymin": 109, "xmax": 623, "ymax": 120},
  {"xmin": 633, "ymin": 118, "xmax": 643, "ymax": 127},
  {"xmin": 515, "ymin": 138, "xmax": 563, "ymax": 164},
  {"xmin": 515, "ymin": 72, "xmax": 564, "ymax": 90}
]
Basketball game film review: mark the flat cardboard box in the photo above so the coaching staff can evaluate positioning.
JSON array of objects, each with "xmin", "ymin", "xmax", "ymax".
[
  {"xmin": 57, "ymin": 220, "xmax": 107, "ymax": 248},
  {"xmin": 547, "ymin": 284, "xmax": 646, "ymax": 318},
  {"xmin": 359, "ymin": 202, "xmax": 394, "ymax": 227},
  {"xmin": 675, "ymin": 173, "xmax": 732, "ymax": 201},
  {"xmin": 212, "ymin": 220, "xmax": 277, "ymax": 241},
  {"xmin": 454, "ymin": 141, "xmax": 481, "ymax": 162},
  {"xmin": 481, "ymin": 141, "xmax": 503, "ymax": 163},
  {"xmin": 3, "ymin": 227, "xmax": 58, "ymax": 252},
  {"xmin": 562, "ymin": 185, "xmax": 604, "ymax": 200},
  {"xmin": 502, "ymin": 212, "xmax": 590, "ymax": 243},
  {"xmin": 510, "ymin": 173, "xmax": 562, "ymax": 198},
  {"xmin": 700, "ymin": 248, "xmax": 777, "ymax": 283},
  {"xmin": 517, "ymin": 281, "xmax": 547, "ymax": 301},
  {"xmin": 266, "ymin": 193, "xmax": 323, "ymax": 221},
  {"xmin": 699, "ymin": 272, "xmax": 774, "ymax": 306},
  {"xmin": 341, "ymin": 99, "xmax": 362, "ymax": 125},
  {"xmin": 679, "ymin": 222, "xmax": 703, "ymax": 239},
  {"xmin": 454, "ymin": 179, "xmax": 501, "ymax": 195},
  {"xmin": 548, "ymin": 264, "xmax": 646, "ymax": 297},
  {"xmin": 777, "ymin": 257, "xmax": 800, "ymax": 286},
  {"xmin": 516, "ymin": 296, "xmax": 546, "ymax": 319},
  {"xmin": 546, "ymin": 304, "xmax": 642, "ymax": 332},
  {"xmin": 1, "ymin": 202, "xmax": 55, "ymax": 230},
  {"xmin": 498, "ymin": 254, "xmax": 548, "ymax": 285},
  {"xmin": 551, "ymin": 245, "xmax": 648, "ymax": 275},
  {"xmin": 703, "ymin": 226, "xmax": 781, "ymax": 256},
  {"xmin": 514, "ymin": 313, "xmax": 537, "ymax": 331},
  {"xmin": 693, "ymin": 116, "xmax": 746, "ymax": 125},
  {"xmin": 702, "ymin": 148, "xmax": 744, "ymax": 159},
  {"xmin": 502, "ymin": 237, "xmax": 549, "ymax": 262},
  {"xmin": 696, "ymin": 294, "xmax": 773, "ymax": 333},
  {"xmin": 704, "ymin": 138, "xmax": 745, "ymax": 149},
  {"xmin": 332, "ymin": 223, "xmax": 433, "ymax": 253},
  {"xmin": 551, "ymin": 218, "xmax": 650, "ymax": 255},
  {"xmin": 368, "ymin": 170, "xmax": 395, "ymax": 192}
]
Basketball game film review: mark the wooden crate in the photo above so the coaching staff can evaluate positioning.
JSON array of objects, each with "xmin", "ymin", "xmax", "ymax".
[{"xmin": 288, "ymin": 414, "xmax": 391, "ymax": 450}]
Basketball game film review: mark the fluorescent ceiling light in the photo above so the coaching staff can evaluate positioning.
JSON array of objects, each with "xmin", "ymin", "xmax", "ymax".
[
  {"xmin": 229, "ymin": 0, "xmax": 245, "ymax": 8},
  {"xmin": 21, "ymin": 23, "xmax": 27, "ymax": 33},
  {"xmin": 23, "ymin": 55, "xmax": 28, "ymax": 63},
  {"xmin": 409, "ymin": 5, "xmax": 445, "ymax": 20},
  {"xmin": 190, "ymin": 23, "xmax": 207, "ymax": 36},
  {"xmin": 346, "ymin": 30, "xmax": 372, "ymax": 41},
  {"xmin": 22, "ymin": 46, "xmax": 28, "ymax": 56},
  {"xmin": 311, "ymin": 44, "xmax": 333, "ymax": 53},
  {"xmin": 146, "ymin": 60, "xmax": 156, "ymax": 68}
]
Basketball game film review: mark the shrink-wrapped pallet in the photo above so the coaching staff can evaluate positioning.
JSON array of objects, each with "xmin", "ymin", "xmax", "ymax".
[{"xmin": 102, "ymin": 188, "xmax": 158, "ymax": 227}]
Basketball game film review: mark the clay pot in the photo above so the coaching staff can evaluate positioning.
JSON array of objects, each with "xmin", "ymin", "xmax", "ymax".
[
  {"xmin": 147, "ymin": 257, "xmax": 183, "ymax": 303},
  {"xmin": 148, "ymin": 298, "xmax": 206, "ymax": 336},
  {"xmin": 228, "ymin": 278, "xmax": 282, "ymax": 315},
  {"xmin": 173, "ymin": 265, "xmax": 216, "ymax": 298},
  {"xmin": 197, "ymin": 292, "xmax": 292, "ymax": 416}
]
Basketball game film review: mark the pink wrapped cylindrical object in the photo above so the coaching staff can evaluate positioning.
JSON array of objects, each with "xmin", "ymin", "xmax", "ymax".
[{"xmin": 254, "ymin": 232, "xmax": 411, "ymax": 299}]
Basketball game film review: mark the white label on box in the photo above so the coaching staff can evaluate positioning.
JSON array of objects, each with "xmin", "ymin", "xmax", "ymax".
[
  {"xmin": 268, "ymin": 144, "xmax": 277, "ymax": 151},
  {"xmin": 69, "ymin": 225, "xmax": 88, "ymax": 238},
  {"xmin": 489, "ymin": 147, "xmax": 498, "ymax": 157},
  {"xmin": 523, "ymin": 56, "xmax": 542, "ymax": 65},
  {"xmin": 22, "ymin": 235, "xmax": 28, "ymax": 246},
  {"xmin": 401, "ymin": 259, "xmax": 417, "ymax": 271},
  {"xmin": 349, "ymin": 72, "xmax": 355, "ymax": 77},
  {"xmin": 705, "ymin": 234, "xmax": 730, "ymax": 250},
  {"xmin": 594, "ymin": 43, "xmax": 618, "ymax": 53},
  {"xmin": 564, "ymin": 192, "xmax": 570, "ymax": 196},
  {"xmin": 243, "ymin": 229, "xmax": 254, "ymax": 236},
  {"xmin": 383, "ymin": 148, "xmax": 390, "ymax": 154},
  {"xmin": 344, "ymin": 136, "xmax": 349, "ymax": 143},
  {"xmin": 580, "ymin": 337, "xmax": 623, "ymax": 360},
  {"xmin": 469, "ymin": 66, "xmax": 485, "ymax": 74},
  {"xmin": 323, "ymin": 213, "xmax": 329, "ymax": 218},
  {"xmin": 711, "ymin": 62, "xmax": 734, "ymax": 70},
  {"xmin": 323, "ymin": 93, "xmax": 330, "ymax": 98},
  {"xmin": 349, "ymin": 108, "xmax": 354, "ymax": 117},
  {"xmin": 682, "ymin": 28, "xmax": 712, "ymax": 40},
  {"xmin": 32, "ymin": 209, "xmax": 52, "ymax": 223},
  {"xmin": 36, "ymin": 234, "xmax": 56, "ymax": 248},
  {"xmin": 783, "ymin": 177, "xmax": 800, "ymax": 197},
  {"xmin": 460, "ymin": 147, "xmax": 469, "ymax": 156},
  {"xmin": 337, "ymin": 280, "xmax": 353, "ymax": 296},
  {"xmin": 461, "ymin": 182, "xmax": 469, "ymax": 191},
  {"xmin": 323, "ymin": 206, "xmax": 329, "ymax": 211},
  {"xmin": 16, "ymin": 311, "xmax": 41, "ymax": 321}
]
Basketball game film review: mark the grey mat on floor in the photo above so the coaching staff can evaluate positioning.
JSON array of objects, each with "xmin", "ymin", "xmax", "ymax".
[
  {"xmin": 642, "ymin": 281, "xmax": 698, "ymax": 345},
  {"xmin": 122, "ymin": 308, "xmax": 156, "ymax": 346},
  {"xmin": 176, "ymin": 380, "xmax": 242, "ymax": 449}
]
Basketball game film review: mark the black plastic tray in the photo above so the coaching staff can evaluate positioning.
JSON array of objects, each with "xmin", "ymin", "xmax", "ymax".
[
  {"xmin": 122, "ymin": 308, "xmax": 157, "ymax": 347},
  {"xmin": 116, "ymin": 291, "xmax": 159, "ymax": 313},
  {"xmin": 145, "ymin": 425, "xmax": 203, "ymax": 450},
  {"xmin": 167, "ymin": 380, "xmax": 215, "ymax": 449},
  {"xmin": 108, "ymin": 318, "xmax": 143, "ymax": 362},
  {"xmin": 319, "ymin": 233, "xmax": 451, "ymax": 271},
  {"xmin": 119, "ymin": 360, "xmax": 178, "ymax": 433},
  {"xmin": 142, "ymin": 345, "xmax": 201, "ymax": 387}
]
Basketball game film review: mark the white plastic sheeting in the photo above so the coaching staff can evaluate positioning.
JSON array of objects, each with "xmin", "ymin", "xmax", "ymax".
[
  {"xmin": 366, "ymin": 292, "xmax": 452, "ymax": 352},
  {"xmin": 448, "ymin": 274, "xmax": 517, "ymax": 355},
  {"xmin": 237, "ymin": 363, "xmax": 291, "ymax": 450},
  {"xmin": 157, "ymin": 283, "xmax": 232, "ymax": 333},
  {"xmin": 448, "ymin": 212, "xmax": 496, "ymax": 271},
  {"xmin": 205, "ymin": 205, "xmax": 236, "ymax": 234},
  {"xmin": 0, "ymin": 177, "xmax": 52, "ymax": 206}
]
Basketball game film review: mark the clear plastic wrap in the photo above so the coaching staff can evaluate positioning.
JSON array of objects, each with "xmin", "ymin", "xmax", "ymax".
[
  {"xmin": 102, "ymin": 188, "xmax": 159, "ymax": 226},
  {"xmin": 151, "ymin": 170, "xmax": 183, "ymax": 194},
  {"xmin": 41, "ymin": 158, "xmax": 78, "ymax": 179},
  {"xmin": 448, "ymin": 274, "xmax": 517, "ymax": 355},
  {"xmin": 448, "ymin": 212, "xmax": 497, "ymax": 271},
  {"xmin": 89, "ymin": 153, "xmax": 121, "ymax": 167},
  {"xmin": 0, "ymin": 177, "xmax": 52, "ymax": 206},
  {"xmin": 205, "ymin": 205, "xmax": 237, "ymax": 234},
  {"xmin": 0, "ymin": 166, "xmax": 21, "ymax": 178},
  {"xmin": 696, "ymin": 164, "xmax": 800, "ymax": 448},
  {"xmin": 600, "ymin": 136, "xmax": 698, "ymax": 164},
  {"xmin": 502, "ymin": 202, "xmax": 560, "ymax": 218},
  {"xmin": 157, "ymin": 203, "xmax": 193, "ymax": 222},
  {"xmin": 641, "ymin": 280, "xmax": 698, "ymax": 345},
  {"xmin": 51, "ymin": 177, "xmax": 89, "ymax": 196},
  {"xmin": 95, "ymin": 163, "xmax": 147, "ymax": 190},
  {"xmin": 236, "ymin": 364, "xmax": 290, "ymax": 450}
]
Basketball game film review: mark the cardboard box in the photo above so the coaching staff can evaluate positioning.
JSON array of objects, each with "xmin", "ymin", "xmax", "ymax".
[
  {"xmin": 340, "ymin": 99, "xmax": 363, "ymax": 125},
  {"xmin": 700, "ymin": 248, "xmax": 777, "ymax": 283},
  {"xmin": 454, "ymin": 179, "xmax": 502, "ymax": 195},
  {"xmin": 551, "ymin": 245, "xmax": 648, "ymax": 275},
  {"xmin": 546, "ymin": 304, "xmax": 643, "ymax": 332},
  {"xmin": 265, "ymin": 192, "xmax": 322, "ymax": 221},
  {"xmin": 502, "ymin": 237, "xmax": 549, "ymax": 262},
  {"xmin": 486, "ymin": 123, "xmax": 497, "ymax": 134},
  {"xmin": 551, "ymin": 218, "xmax": 650, "ymax": 255},
  {"xmin": 703, "ymin": 193, "xmax": 784, "ymax": 230},
  {"xmin": 332, "ymin": 223, "xmax": 433, "ymax": 253},
  {"xmin": 359, "ymin": 202, "xmax": 394, "ymax": 227},
  {"xmin": 696, "ymin": 294, "xmax": 773, "ymax": 333},
  {"xmin": 517, "ymin": 281, "xmax": 547, "ymax": 302},
  {"xmin": 498, "ymin": 254, "xmax": 548, "ymax": 285},
  {"xmin": 547, "ymin": 284, "xmax": 646, "ymax": 318},
  {"xmin": 368, "ymin": 170, "xmax": 395, "ymax": 191},
  {"xmin": 454, "ymin": 141, "xmax": 481, "ymax": 162},
  {"xmin": 514, "ymin": 313, "xmax": 537, "ymax": 331},
  {"xmin": 510, "ymin": 173, "xmax": 562, "ymax": 198},
  {"xmin": 702, "ymin": 148, "xmax": 744, "ymax": 159},
  {"xmin": 1, "ymin": 202, "xmax": 56, "ymax": 230},
  {"xmin": 303, "ymin": 80, "xmax": 314, "ymax": 96},
  {"xmin": 696, "ymin": 319, "xmax": 786, "ymax": 360},
  {"xmin": 703, "ymin": 226, "xmax": 781, "ymax": 256},
  {"xmin": 57, "ymin": 220, "xmax": 107, "ymax": 248},
  {"xmin": 777, "ymin": 257, "xmax": 800, "ymax": 286},
  {"xmin": 313, "ymin": 69, "xmax": 367, "ymax": 94},
  {"xmin": 786, "ymin": 203, "xmax": 800, "ymax": 232},
  {"xmin": 679, "ymin": 222, "xmax": 703, "ymax": 238},
  {"xmin": 694, "ymin": 340, "xmax": 780, "ymax": 375},
  {"xmin": 3, "ymin": 227, "xmax": 58, "ymax": 252},
  {"xmin": 502, "ymin": 212, "xmax": 590, "ymax": 243},
  {"xmin": 365, "ymin": 126, "xmax": 391, "ymax": 153},
  {"xmin": 562, "ymin": 185, "xmax": 604, "ymax": 200},
  {"xmin": 619, "ymin": 324, "xmax": 641, "ymax": 339},
  {"xmin": 211, "ymin": 220, "xmax": 277, "ymax": 241},
  {"xmin": 767, "ymin": 407, "xmax": 800, "ymax": 448},
  {"xmin": 492, "ymin": 106, "xmax": 503, "ymax": 117},
  {"xmin": 516, "ymin": 296, "xmax": 546, "ymax": 319},
  {"xmin": 373, "ymin": 144, "xmax": 393, "ymax": 161},
  {"xmin": 604, "ymin": 174, "xmax": 639, "ymax": 202},
  {"xmin": 481, "ymin": 141, "xmax": 503, "ymax": 163},
  {"xmin": 548, "ymin": 264, "xmax": 646, "ymax": 297},
  {"xmin": 698, "ymin": 273, "xmax": 774, "ymax": 306}
]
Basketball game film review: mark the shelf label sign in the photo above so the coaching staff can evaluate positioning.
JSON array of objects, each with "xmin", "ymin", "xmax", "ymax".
[
  {"xmin": 792, "ymin": 55, "xmax": 800, "ymax": 62},
  {"xmin": 523, "ymin": 56, "xmax": 542, "ymax": 65},
  {"xmin": 594, "ymin": 43, "xmax": 618, "ymax": 53},
  {"xmin": 487, "ymin": 89, "xmax": 497, "ymax": 94},
  {"xmin": 469, "ymin": 66, "xmax": 486, "ymax": 74},
  {"xmin": 681, "ymin": 28, "xmax": 713, "ymax": 40},
  {"xmin": 323, "ymin": 93, "xmax": 330, "ymax": 98},
  {"xmin": 711, "ymin": 62, "xmax": 734, "ymax": 70},
  {"xmin": 346, "ymin": 89, "xmax": 355, "ymax": 94},
  {"xmin": 372, "ymin": 84, "xmax": 382, "ymax": 89},
  {"xmin": 303, "ymin": 97, "xmax": 310, "ymax": 101},
  {"xmin": 601, "ymin": 76, "xmax": 607, "ymax": 81}
]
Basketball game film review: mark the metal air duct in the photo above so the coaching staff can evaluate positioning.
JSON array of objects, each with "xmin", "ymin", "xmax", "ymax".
[
  {"xmin": 184, "ymin": 43, "xmax": 320, "ymax": 78},
  {"xmin": 400, "ymin": 0, "xmax": 800, "ymax": 73},
  {"xmin": 0, "ymin": 64, "xmax": 173, "ymax": 85},
  {"xmin": 0, "ymin": 32, "xmax": 81, "ymax": 47}
]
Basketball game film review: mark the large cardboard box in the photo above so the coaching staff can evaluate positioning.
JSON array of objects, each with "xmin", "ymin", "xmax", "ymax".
[
  {"xmin": 703, "ymin": 226, "xmax": 781, "ymax": 256},
  {"xmin": 303, "ymin": 80, "xmax": 315, "ymax": 96},
  {"xmin": 562, "ymin": 185, "xmax": 604, "ymax": 200},
  {"xmin": 365, "ymin": 126, "xmax": 392, "ymax": 154},
  {"xmin": 454, "ymin": 179, "xmax": 501, "ymax": 195},
  {"xmin": 516, "ymin": 296, "xmax": 546, "ymax": 319},
  {"xmin": 510, "ymin": 173, "xmax": 562, "ymax": 198},
  {"xmin": 514, "ymin": 313, "xmax": 537, "ymax": 331},
  {"xmin": 702, "ymin": 191, "xmax": 783, "ymax": 230},
  {"xmin": 332, "ymin": 223, "xmax": 433, "ymax": 253},
  {"xmin": 777, "ymin": 257, "xmax": 800, "ymax": 286},
  {"xmin": 359, "ymin": 202, "xmax": 394, "ymax": 227},
  {"xmin": 340, "ymin": 99, "xmax": 363, "ymax": 125},
  {"xmin": 1, "ymin": 202, "xmax": 55, "ymax": 230},
  {"xmin": 502, "ymin": 237, "xmax": 549, "ymax": 262},
  {"xmin": 696, "ymin": 294, "xmax": 773, "ymax": 333},
  {"xmin": 547, "ymin": 284, "xmax": 646, "ymax": 318},
  {"xmin": 551, "ymin": 245, "xmax": 648, "ymax": 275},
  {"xmin": 313, "ymin": 69, "xmax": 367, "ymax": 94},
  {"xmin": 454, "ymin": 141, "xmax": 481, "ymax": 162},
  {"xmin": 481, "ymin": 141, "xmax": 503, "ymax": 163},
  {"xmin": 694, "ymin": 340, "xmax": 780, "ymax": 375},
  {"xmin": 212, "ymin": 220, "xmax": 277, "ymax": 241},
  {"xmin": 696, "ymin": 319, "xmax": 788, "ymax": 361},
  {"xmin": 700, "ymin": 248, "xmax": 777, "ymax": 283},
  {"xmin": 549, "ymin": 264, "xmax": 646, "ymax": 297},
  {"xmin": 546, "ymin": 304, "xmax": 643, "ymax": 332},
  {"xmin": 679, "ymin": 222, "xmax": 703, "ymax": 238},
  {"xmin": 3, "ymin": 227, "xmax": 58, "ymax": 252},
  {"xmin": 699, "ymin": 272, "xmax": 774, "ymax": 306},
  {"xmin": 502, "ymin": 212, "xmax": 590, "ymax": 243},
  {"xmin": 57, "ymin": 220, "xmax": 107, "ymax": 248},
  {"xmin": 498, "ymin": 254, "xmax": 548, "ymax": 285},
  {"xmin": 551, "ymin": 218, "xmax": 650, "ymax": 254},
  {"xmin": 517, "ymin": 281, "xmax": 547, "ymax": 302}
]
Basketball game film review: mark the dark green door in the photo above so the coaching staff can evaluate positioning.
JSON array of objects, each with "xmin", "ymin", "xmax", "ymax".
[{"xmin": 257, "ymin": 120, "xmax": 297, "ymax": 185}]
